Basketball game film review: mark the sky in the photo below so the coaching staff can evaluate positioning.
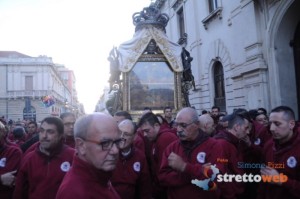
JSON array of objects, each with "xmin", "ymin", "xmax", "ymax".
[{"xmin": 0, "ymin": 0, "xmax": 152, "ymax": 113}]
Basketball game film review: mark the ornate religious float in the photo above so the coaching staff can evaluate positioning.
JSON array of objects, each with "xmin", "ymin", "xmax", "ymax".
[{"xmin": 107, "ymin": 4, "xmax": 195, "ymax": 119}]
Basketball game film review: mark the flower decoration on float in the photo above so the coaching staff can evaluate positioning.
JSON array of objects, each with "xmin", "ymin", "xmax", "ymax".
[{"xmin": 41, "ymin": 95, "xmax": 56, "ymax": 107}]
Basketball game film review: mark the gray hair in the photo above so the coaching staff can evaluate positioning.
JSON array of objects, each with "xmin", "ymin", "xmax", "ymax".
[
  {"xmin": 177, "ymin": 107, "xmax": 199, "ymax": 123},
  {"xmin": 199, "ymin": 114, "xmax": 214, "ymax": 126}
]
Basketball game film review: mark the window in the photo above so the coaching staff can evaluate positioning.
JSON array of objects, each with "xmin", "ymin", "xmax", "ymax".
[
  {"xmin": 23, "ymin": 106, "xmax": 36, "ymax": 121},
  {"xmin": 213, "ymin": 61, "xmax": 226, "ymax": 111},
  {"xmin": 208, "ymin": 0, "xmax": 218, "ymax": 12},
  {"xmin": 177, "ymin": 8, "xmax": 185, "ymax": 38},
  {"xmin": 25, "ymin": 76, "xmax": 33, "ymax": 90}
]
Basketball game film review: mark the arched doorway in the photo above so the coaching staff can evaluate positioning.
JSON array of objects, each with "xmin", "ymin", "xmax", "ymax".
[
  {"xmin": 268, "ymin": 0, "xmax": 300, "ymax": 118},
  {"xmin": 293, "ymin": 22, "xmax": 300, "ymax": 118},
  {"xmin": 213, "ymin": 61, "xmax": 226, "ymax": 112}
]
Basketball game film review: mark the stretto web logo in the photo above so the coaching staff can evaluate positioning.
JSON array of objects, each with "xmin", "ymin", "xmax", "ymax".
[
  {"xmin": 191, "ymin": 164, "xmax": 289, "ymax": 191},
  {"xmin": 216, "ymin": 173, "xmax": 288, "ymax": 183}
]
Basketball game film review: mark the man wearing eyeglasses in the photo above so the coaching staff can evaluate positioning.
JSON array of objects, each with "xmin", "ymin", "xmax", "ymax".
[
  {"xmin": 60, "ymin": 112, "xmax": 76, "ymax": 148},
  {"xmin": 158, "ymin": 107, "xmax": 223, "ymax": 199},
  {"xmin": 138, "ymin": 112, "xmax": 178, "ymax": 199},
  {"xmin": 111, "ymin": 119, "xmax": 152, "ymax": 199},
  {"xmin": 56, "ymin": 113, "xmax": 122, "ymax": 199}
]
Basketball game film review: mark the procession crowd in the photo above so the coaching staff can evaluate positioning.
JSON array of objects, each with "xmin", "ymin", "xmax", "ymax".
[{"xmin": 0, "ymin": 105, "xmax": 299, "ymax": 199}]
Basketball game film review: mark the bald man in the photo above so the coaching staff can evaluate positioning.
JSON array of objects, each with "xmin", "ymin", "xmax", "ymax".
[
  {"xmin": 56, "ymin": 113, "xmax": 123, "ymax": 199},
  {"xmin": 199, "ymin": 114, "xmax": 215, "ymax": 136}
]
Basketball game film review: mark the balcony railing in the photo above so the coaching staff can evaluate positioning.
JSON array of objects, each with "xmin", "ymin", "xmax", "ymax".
[{"xmin": 3, "ymin": 90, "xmax": 65, "ymax": 102}]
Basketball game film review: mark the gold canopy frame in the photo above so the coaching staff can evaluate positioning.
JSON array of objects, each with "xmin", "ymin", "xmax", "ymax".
[{"xmin": 122, "ymin": 54, "xmax": 182, "ymax": 120}]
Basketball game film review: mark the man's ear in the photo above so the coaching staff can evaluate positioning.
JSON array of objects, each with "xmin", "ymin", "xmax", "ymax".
[
  {"xmin": 289, "ymin": 120, "xmax": 296, "ymax": 130},
  {"xmin": 154, "ymin": 123, "xmax": 161, "ymax": 131},
  {"xmin": 75, "ymin": 137, "xmax": 86, "ymax": 155},
  {"xmin": 233, "ymin": 123, "xmax": 240, "ymax": 132}
]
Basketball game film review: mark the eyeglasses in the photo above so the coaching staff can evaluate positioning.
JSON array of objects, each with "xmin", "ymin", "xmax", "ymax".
[
  {"xmin": 82, "ymin": 138, "xmax": 125, "ymax": 151},
  {"xmin": 64, "ymin": 122, "xmax": 75, "ymax": 127},
  {"xmin": 174, "ymin": 121, "xmax": 196, "ymax": 129}
]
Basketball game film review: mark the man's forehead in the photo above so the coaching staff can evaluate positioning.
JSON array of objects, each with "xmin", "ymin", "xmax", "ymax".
[
  {"xmin": 41, "ymin": 122, "xmax": 57, "ymax": 129},
  {"xmin": 90, "ymin": 129, "xmax": 120, "ymax": 140},
  {"xmin": 176, "ymin": 111, "xmax": 191, "ymax": 121},
  {"xmin": 119, "ymin": 123, "xmax": 133, "ymax": 132},
  {"xmin": 269, "ymin": 112, "xmax": 285, "ymax": 120},
  {"xmin": 141, "ymin": 122, "xmax": 152, "ymax": 129},
  {"xmin": 63, "ymin": 115, "xmax": 75, "ymax": 121},
  {"xmin": 89, "ymin": 119, "xmax": 118, "ymax": 134}
]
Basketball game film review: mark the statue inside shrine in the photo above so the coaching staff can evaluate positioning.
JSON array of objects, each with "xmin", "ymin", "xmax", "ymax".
[
  {"xmin": 181, "ymin": 47, "xmax": 196, "ymax": 90},
  {"xmin": 108, "ymin": 47, "xmax": 121, "ymax": 93}
]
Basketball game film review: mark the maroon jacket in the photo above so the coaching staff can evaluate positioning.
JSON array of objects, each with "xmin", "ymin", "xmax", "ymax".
[
  {"xmin": 257, "ymin": 130, "xmax": 300, "ymax": 199},
  {"xmin": 111, "ymin": 146, "xmax": 152, "ymax": 199},
  {"xmin": 63, "ymin": 136, "xmax": 75, "ymax": 148},
  {"xmin": 158, "ymin": 133, "xmax": 221, "ymax": 199},
  {"xmin": 0, "ymin": 143, "xmax": 22, "ymax": 199},
  {"xmin": 150, "ymin": 128, "xmax": 178, "ymax": 192},
  {"xmin": 245, "ymin": 121, "xmax": 272, "ymax": 162},
  {"xmin": 214, "ymin": 131, "xmax": 245, "ymax": 199},
  {"xmin": 134, "ymin": 132, "xmax": 147, "ymax": 154},
  {"xmin": 56, "ymin": 155, "xmax": 121, "ymax": 199},
  {"xmin": 13, "ymin": 143, "xmax": 74, "ymax": 199},
  {"xmin": 151, "ymin": 129, "xmax": 178, "ymax": 173}
]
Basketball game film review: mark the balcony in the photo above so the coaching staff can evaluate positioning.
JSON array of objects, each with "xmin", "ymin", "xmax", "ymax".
[
  {"xmin": 3, "ymin": 90, "xmax": 65, "ymax": 102},
  {"xmin": 202, "ymin": 7, "xmax": 222, "ymax": 30}
]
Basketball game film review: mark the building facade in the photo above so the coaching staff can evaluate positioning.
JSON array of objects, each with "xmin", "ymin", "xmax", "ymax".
[
  {"xmin": 0, "ymin": 51, "xmax": 83, "ymax": 122},
  {"xmin": 154, "ymin": 0, "xmax": 300, "ymax": 117}
]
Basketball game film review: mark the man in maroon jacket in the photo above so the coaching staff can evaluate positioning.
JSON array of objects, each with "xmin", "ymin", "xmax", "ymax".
[
  {"xmin": 111, "ymin": 119, "xmax": 152, "ymax": 199},
  {"xmin": 25, "ymin": 121, "xmax": 38, "ymax": 141},
  {"xmin": 214, "ymin": 113, "xmax": 250, "ymax": 199},
  {"xmin": 199, "ymin": 113, "xmax": 216, "ymax": 136},
  {"xmin": 233, "ymin": 109, "xmax": 272, "ymax": 199},
  {"xmin": 0, "ymin": 121, "xmax": 22, "ymax": 199},
  {"xmin": 138, "ymin": 112, "xmax": 178, "ymax": 199},
  {"xmin": 60, "ymin": 112, "xmax": 76, "ymax": 148},
  {"xmin": 158, "ymin": 107, "xmax": 223, "ymax": 199},
  {"xmin": 258, "ymin": 106, "xmax": 300, "ymax": 199},
  {"xmin": 13, "ymin": 116, "xmax": 75, "ymax": 199},
  {"xmin": 56, "ymin": 113, "xmax": 122, "ymax": 199}
]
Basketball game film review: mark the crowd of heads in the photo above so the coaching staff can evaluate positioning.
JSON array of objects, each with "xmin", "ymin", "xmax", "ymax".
[{"xmin": 0, "ymin": 104, "xmax": 299, "ymax": 199}]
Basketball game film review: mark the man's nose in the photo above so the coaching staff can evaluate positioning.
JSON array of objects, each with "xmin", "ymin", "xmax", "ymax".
[
  {"xmin": 269, "ymin": 123, "xmax": 276, "ymax": 131},
  {"xmin": 109, "ymin": 143, "xmax": 119, "ymax": 155},
  {"xmin": 40, "ymin": 132, "xmax": 47, "ymax": 139}
]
